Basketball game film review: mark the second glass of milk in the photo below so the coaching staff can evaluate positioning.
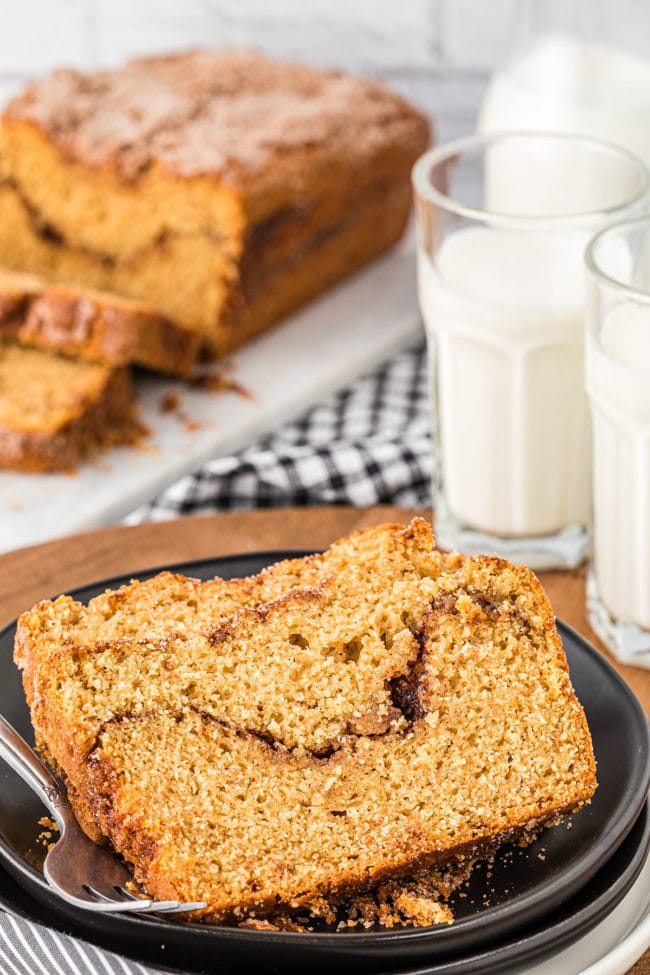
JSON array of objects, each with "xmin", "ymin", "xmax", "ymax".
[
  {"xmin": 412, "ymin": 133, "xmax": 648, "ymax": 569},
  {"xmin": 585, "ymin": 217, "xmax": 650, "ymax": 669}
]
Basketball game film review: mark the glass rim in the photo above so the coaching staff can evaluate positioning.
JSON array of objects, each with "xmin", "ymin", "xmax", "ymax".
[
  {"xmin": 411, "ymin": 131, "xmax": 650, "ymax": 227},
  {"xmin": 586, "ymin": 214, "xmax": 650, "ymax": 304}
]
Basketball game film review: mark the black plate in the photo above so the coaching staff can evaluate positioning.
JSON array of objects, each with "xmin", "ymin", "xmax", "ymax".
[{"xmin": 0, "ymin": 552, "xmax": 648, "ymax": 975}]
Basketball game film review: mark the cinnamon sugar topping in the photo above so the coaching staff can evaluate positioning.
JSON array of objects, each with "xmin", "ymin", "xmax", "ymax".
[{"xmin": 6, "ymin": 50, "xmax": 422, "ymax": 181}]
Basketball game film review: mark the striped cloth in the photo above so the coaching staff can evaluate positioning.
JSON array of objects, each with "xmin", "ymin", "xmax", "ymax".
[
  {"xmin": 0, "ymin": 340, "xmax": 432, "ymax": 975},
  {"xmin": 0, "ymin": 914, "xmax": 154, "ymax": 975}
]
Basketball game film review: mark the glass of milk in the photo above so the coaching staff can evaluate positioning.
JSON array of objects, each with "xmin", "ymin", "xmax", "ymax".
[
  {"xmin": 412, "ymin": 132, "xmax": 648, "ymax": 569},
  {"xmin": 585, "ymin": 217, "xmax": 650, "ymax": 668}
]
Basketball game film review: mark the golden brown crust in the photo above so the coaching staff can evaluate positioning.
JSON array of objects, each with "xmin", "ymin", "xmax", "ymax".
[{"xmin": 216, "ymin": 176, "xmax": 414, "ymax": 356}]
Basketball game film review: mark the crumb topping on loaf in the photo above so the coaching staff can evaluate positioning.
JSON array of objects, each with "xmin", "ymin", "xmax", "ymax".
[
  {"xmin": 5, "ymin": 50, "xmax": 426, "ymax": 182},
  {"xmin": 14, "ymin": 519, "xmax": 597, "ymax": 925}
]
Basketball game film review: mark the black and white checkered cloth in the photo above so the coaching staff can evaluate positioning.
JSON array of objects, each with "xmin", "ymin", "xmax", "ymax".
[
  {"xmin": 127, "ymin": 338, "xmax": 432, "ymax": 522},
  {"xmin": 0, "ymin": 340, "xmax": 432, "ymax": 975}
]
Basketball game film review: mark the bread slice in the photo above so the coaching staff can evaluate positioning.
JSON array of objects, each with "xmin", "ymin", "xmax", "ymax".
[
  {"xmin": 0, "ymin": 267, "xmax": 199, "ymax": 375},
  {"xmin": 14, "ymin": 520, "xmax": 597, "ymax": 924},
  {"xmin": 0, "ymin": 342, "xmax": 141, "ymax": 472}
]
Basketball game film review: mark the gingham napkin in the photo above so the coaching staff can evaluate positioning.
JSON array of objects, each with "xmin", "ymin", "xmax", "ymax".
[
  {"xmin": 0, "ymin": 340, "xmax": 432, "ymax": 975},
  {"xmin": 126, "ymin": 338, "xmax": 431, "ymax": 521}
]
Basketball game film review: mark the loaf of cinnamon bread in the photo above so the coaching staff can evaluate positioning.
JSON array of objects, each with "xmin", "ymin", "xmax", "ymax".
[
  {"xmin": 0, "ymin": 50, "xmax": 430, "ymax": 360},
  {"xmin": 14, "ymin": 520, "xmax": 596, "ymax": 924}
]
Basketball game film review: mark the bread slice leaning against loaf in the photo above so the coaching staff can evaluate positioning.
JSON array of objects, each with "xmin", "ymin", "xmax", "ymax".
[
  {"xmin": 14, "ymin": 519, "xmax": 597, "ymax": 925},
  {"xmin": 0, "ymin": 267, "xmax": 200, "ymax": 376}
]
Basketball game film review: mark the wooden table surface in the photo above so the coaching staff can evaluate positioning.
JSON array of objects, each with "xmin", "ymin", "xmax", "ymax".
[{"xmin": 0, "ymin": 505, "xmax": 648, "ymax": 974}]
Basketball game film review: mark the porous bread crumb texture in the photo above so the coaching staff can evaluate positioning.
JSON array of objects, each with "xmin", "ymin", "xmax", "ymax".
[
  {"xmin": 0, "ymin": 342, "xmax": 141, "ymax": 472},
  {"xmin": 15, "ymin": 519, "xmax": 597, "ymax": 927},
  {"xmin": 0, "ymin": 50, "xmax": 430, "ymax": 354}
]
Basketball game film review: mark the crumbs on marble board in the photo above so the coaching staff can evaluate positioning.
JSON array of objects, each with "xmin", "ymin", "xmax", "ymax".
[{"xmin": 159, "ymin": 392, "xmax": 202, "ymax": 432}]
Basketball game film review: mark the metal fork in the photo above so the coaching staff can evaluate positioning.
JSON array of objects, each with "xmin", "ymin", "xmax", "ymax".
[{"xmin": 0, "ymin": 714, "xmax": 206, "ymax": 915}]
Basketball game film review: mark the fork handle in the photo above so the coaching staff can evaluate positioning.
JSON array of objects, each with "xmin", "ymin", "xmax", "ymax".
[{"xmin": 0, "ymin": 713, "xmax": 69, "ymax": 824}]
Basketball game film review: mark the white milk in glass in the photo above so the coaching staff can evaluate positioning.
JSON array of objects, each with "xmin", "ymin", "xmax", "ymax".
[
  {"xmin": 484, "ymin": 139, "xmax": 642, "ymax": 220},
  {"xmin": 418, "ymin": 227, "xmax": 590, "ymax": 538},
  {"xmin": 587, "ymin": 304, "xmax": 650, "ymax": 629},
  {"xmin": 479, "ymin": 36, "xmax": 650, "ymax": 168}
]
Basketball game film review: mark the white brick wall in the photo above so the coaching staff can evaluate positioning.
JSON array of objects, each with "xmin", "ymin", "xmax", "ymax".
[
  {"xmin": 0, "ymin": 0, "xmax": 519, "ymax": 134},
  {"xmin": 440, "ymin": 0, "xmax": 519, "ymax": 72},
  {"xmin": 92, "ymin": 0, "xmax": 439, "ymax": 72},
  {"xmin": 0, "ymin": 1, "xmax": 93, "ymax": 76}
]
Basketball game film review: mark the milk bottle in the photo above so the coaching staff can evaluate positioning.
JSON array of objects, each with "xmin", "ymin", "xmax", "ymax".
[{"xmin": 480, "ymin": 35, "xmax": 650, "ymax": 169}]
